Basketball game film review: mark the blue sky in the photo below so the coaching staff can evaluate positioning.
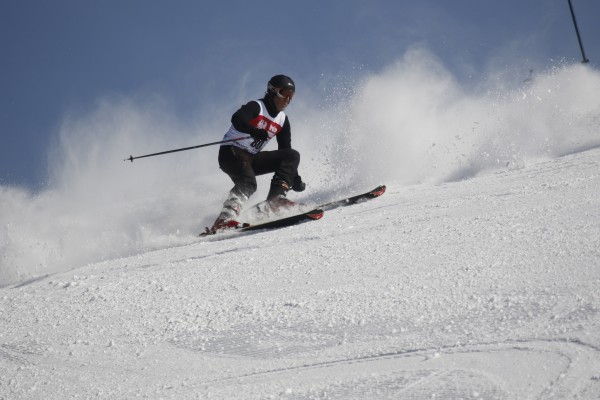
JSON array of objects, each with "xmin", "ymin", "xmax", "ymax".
[{"xmin": 1, "ymin": 0, "xmax": 599, "ymax": 189}]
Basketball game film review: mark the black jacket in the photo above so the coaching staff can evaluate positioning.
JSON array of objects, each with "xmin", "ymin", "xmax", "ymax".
[{"xmin": 230, "ymin": 96, "xmax": 292, "ymax": 150}]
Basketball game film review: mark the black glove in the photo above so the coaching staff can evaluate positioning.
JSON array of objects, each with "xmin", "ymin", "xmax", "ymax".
[
  {"xmin": 292, "ymin": 175, "xmax": 306, "ymax": 192},
  {"xmin": 249, "ymin": 128, "xmax": 269, "ymax": 141}
]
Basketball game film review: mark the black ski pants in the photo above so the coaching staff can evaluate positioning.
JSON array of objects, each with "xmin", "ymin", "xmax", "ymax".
[{"xmin": 218, "ymin": 145, "xmax": 300, "ymax": 199}]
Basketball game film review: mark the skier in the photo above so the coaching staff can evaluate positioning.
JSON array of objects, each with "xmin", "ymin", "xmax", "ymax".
[{"xmin": 207, "ymin": 74, "xmax": 306, "ymax": 234}]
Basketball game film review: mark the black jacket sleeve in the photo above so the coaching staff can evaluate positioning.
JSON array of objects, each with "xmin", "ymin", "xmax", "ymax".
[
  {"xmin": 231, "ymin": 101, "xmax": 262, "ymax": 135},
  {"xmin": 276, "ymin": 118, "xmax": 292, "ymax": 150}
]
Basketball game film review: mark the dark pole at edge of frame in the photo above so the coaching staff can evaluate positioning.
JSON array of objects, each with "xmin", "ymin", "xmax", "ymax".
[{"xmin": 567, "ymin": 0, "xmax": 590, "ymax": 63}]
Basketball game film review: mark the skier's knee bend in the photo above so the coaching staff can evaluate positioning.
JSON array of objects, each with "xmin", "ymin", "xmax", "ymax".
[
  {"xmin": 278, "ymin": 149, "xmax": 300, "ymax": 182},
  {"xmin": 286, "ymin": 149, "xmax": 300, "ymax": 165}
]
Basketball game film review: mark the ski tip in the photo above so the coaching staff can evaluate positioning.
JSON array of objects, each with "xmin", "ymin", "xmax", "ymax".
[
  {"xmin": 371, "ymin": 185, "xmax": 386, "ymax": 197},
  {"xmin": 307, "ymin": 209, "xmax": 324, "ymax": 220}
]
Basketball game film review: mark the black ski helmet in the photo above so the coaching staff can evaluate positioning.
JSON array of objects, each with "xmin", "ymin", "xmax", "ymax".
[{"xmin": 267, "ymin": 75, "xmax": 295, "ymax": 93}]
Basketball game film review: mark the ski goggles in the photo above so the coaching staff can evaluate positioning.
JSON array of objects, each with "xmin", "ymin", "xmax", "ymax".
[
  {"xmin": 269, "ymin": 84, "xmax": 295, "ymax": 101},
  {"xmin": 275, "ymin": 88, "xmax": 294, "ymax": 100}
]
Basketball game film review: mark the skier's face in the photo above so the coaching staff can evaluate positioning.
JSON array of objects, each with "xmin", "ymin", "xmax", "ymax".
[{"xmin": 273, "ymin": 88, "xmax": 294, "ymax": 112}]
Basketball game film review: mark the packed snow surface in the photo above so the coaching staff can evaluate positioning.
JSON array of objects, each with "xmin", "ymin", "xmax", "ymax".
[{"xmin": 1, "ymin": 147, "xmax": 600, "ymax": 399}]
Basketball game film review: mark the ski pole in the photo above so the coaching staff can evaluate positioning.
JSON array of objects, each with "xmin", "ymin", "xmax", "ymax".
[
  {"xmin": 568, "ymin": 0, "xmax": 590, "ymax": 63},
  {"xmin": 124, "ymin": 137, "xmax": 244, "ymax": 162}
]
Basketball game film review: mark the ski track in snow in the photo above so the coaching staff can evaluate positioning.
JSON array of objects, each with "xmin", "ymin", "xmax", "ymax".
[{"xmin": 1, "ymin": 149, "xmax": 600, "ymax": 399}]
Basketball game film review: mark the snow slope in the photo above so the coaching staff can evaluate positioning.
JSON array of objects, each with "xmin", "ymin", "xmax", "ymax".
[
  {"xmin": 1, "ymin": 147, "xmax": 599, "ymax": 399},
  {"xmin": 2, "ymin": 55, "xmax": 600, "ymax": 288}
]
